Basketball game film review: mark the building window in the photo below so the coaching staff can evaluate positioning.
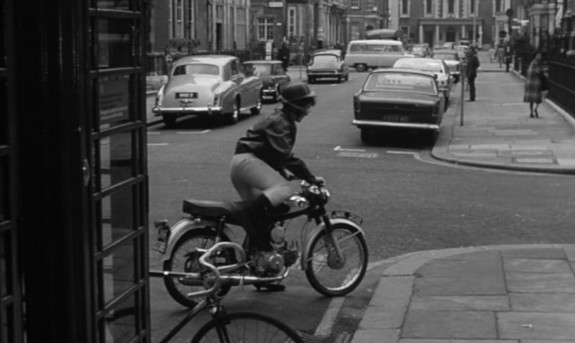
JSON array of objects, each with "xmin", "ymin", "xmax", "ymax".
[
  {"xmin": 426, "ymin": 0, "xmax": 432, "ymax": 14},
  {"xmin": 288, "ymin": 7, "xmax": 296, "ymax": 38},
  {"xmin": 470, "ymin": 0, "xmax": 475, "ymax": 14},
  {"xmin": 495, "ymin": 0, "xmax": 501, "ymax": 12},
  {"xmin": 258, "ymin": 18, "xmax": 274, "ymax": 41},
  {"xmin": 350, "ymin": 0, "xmax": 359, "ymax": 9},
  {"xmin": 448, "ymin": 0, "xmax": 454, "ymax": 14},
  {"xmin": 402, "ymin": 0, "xmax": 408, "ymax": 15},
  {"xmin": 237, "ymin": 8, "xmax": 247, "ymax": 48},
  {"xmin": 174, "ymin": 0, "xmax": 184, "ymax": 38},
  {"xmin": 187, "ymin": 0, "xmax": 194, "ymax": 39},
  {"xmin": 366, "ymin": 0, "xmax": 375, "ymax": 10}
]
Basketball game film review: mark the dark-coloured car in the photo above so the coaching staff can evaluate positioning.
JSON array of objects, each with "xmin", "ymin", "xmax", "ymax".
[
  {"xmin": 153, "ymin": 55, "xmax": 263, "ymax": 127},
  {"xmin": 352, "ymin": 68, "xmax": 445, "ymax": 145},
  {"xmin": 243, "ymin": 60, "xmax": 291, "ymax": 102},
  {"xmin": 306, "ymin": 49, "xmax": 349, "ymax": 83},
  {"xmin": 431, "ymin": 50, "xmax": 462, "ymax": 83}
]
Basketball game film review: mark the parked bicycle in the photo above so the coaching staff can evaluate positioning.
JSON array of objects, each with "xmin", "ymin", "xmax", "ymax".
[
  {"xmin": 154, "ymin": 180, "xmax": 368, "ymax": 308},
  {"xmin": 148, "ymin": 241, "xmax": 303, "ymax": 342}
]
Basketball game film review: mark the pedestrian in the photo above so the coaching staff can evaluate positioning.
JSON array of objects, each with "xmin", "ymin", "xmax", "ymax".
[
  {"xmin": 278, "ymin": 41, "xmax": 290, "ymax": 72},
  {"xmin": 230, "ymin": 82, "xmax": 324, "ymax": 280},
  {"xmin": 523, "ymin": 51, "xmax": 547, "ymax": 118},
  {"xmin": 466, "ymin": 46, "xmax": 480, "ymax": 102}
]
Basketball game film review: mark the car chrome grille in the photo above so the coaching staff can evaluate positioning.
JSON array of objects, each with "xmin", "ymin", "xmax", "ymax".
[{"xmin": 358, "ymin": 102, "xmax": 434, "ymax": 123}]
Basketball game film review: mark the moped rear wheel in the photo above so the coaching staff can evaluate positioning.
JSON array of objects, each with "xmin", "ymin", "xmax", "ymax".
[
  {"xmin": 305, "ymin": 223, "xmax": 368, "ymax": 296},
  {"xmin": 163, "ymin": 228, "xmax": 233, "ymax": 308}
]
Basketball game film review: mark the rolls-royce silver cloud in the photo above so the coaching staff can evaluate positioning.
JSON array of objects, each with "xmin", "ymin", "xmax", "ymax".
[
  {"xmin": 352, "ymin": 68, "xmax": 445, "ymax": 145},
  {"xmin": 153, "ymin": 55, "xmax": 263, "ymax": 127}
]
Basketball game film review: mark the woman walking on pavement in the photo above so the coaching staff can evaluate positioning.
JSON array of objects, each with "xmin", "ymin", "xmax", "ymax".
[{"xmin": 524, "ymin": 51, "xmax": 547, "ymax": 118}]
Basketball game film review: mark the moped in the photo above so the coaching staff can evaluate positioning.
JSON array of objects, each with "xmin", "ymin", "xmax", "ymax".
[{"xmin": 154, "ymin": 180, "xmax": 368, "ymax": 308}]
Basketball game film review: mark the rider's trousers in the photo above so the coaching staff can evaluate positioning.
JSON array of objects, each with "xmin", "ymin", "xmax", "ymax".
[{"xmin": 230, "ymin": 153, "xmax": 293, "ymax": 206}]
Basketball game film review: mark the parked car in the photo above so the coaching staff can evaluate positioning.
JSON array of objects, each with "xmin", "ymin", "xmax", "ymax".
[
  {"xmin": 392, "ymin": 57, "xmax": 453, "ymax": 107},
  {"xmin": 431, "ymin": 50, "xmax": 462, "ymax": 83},
  {"xmin": 306, "ymin": 49, "xmax": 349, "ymax": 83},
  {"xmin": 410, "ymin": 43, "xmax": 431, "ymax": 57},
  {"xmin": 352, "ymin": 68, "xmax": 445, "ymax": 145},
  {"xmin": 153, "ymin": 55, "xmax": 263, "ymax": 127},
  {"xmin": 345, "ymin": 39, "xmax": 413, "ymax": 72},
  {"xmin": 243, "ymin": 60, "xmax": 290, "ymax": 102}
]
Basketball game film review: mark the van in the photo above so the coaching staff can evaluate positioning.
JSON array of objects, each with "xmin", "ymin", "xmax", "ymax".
[{"xmin": 344, "ymin": 40, "xmax": 413, "ymax": 72}]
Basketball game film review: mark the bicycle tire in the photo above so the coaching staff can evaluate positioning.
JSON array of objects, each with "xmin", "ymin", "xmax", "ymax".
[
  {"xmin": 191, "ymin": 312, "xmax": 303, "ymax": 343},
  {"xmin": 305, "ymin": 222, "xmax": 368, "ymax": 296},
  {"xmin": 163, "ymin": 228, "xmax": 234, "ymax": 308}
]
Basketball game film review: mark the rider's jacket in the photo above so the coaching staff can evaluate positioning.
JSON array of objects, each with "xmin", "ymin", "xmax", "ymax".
[{"xmin": 234, "ymin": 109, "xmax": 315, "ymax": 182}]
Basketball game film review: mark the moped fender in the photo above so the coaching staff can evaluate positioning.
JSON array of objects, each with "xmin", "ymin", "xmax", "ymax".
[
  {"xmin": 161, "ymin": 218, "xmax": 238, "ymax": 263},
  {"xmin": 300, "ymin": 218, "xmax": 365, "ymax": 271}
]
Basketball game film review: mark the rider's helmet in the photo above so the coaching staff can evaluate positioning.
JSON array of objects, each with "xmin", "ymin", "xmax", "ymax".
[{"xmin": 280, "ymin": 82, "xmax": 316, "ymax": 107}]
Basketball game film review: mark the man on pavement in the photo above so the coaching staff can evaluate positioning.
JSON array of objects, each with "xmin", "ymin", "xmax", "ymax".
[{"xmin": 466, "ymin": 46, "xmax": 480, "ymax": 102}]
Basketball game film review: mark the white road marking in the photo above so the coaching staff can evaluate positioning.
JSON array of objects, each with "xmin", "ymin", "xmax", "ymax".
[
  {"xmin": 334, "ymin": 146, "xmax": 366, "ymax": 152},
  {"xmin": 387, "ymin": 150, "xmax": 419, "ymax": 156},
  {"xmin": 147, "ymin": 143, "xmax": 169, "ymax": 146},
  {"xmin": 177, "ymin": 130, "xmax": 210, "ymax": 134}
]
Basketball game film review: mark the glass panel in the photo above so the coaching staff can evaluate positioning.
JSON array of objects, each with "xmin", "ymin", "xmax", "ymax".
[
  {"xmin": 97, "ymin": 0, "xmax": 131, "ymax": 10},
  {"xmin": 0, "ymin": 158, "xmax": 7, "ymax": 222},
  {"xmin": 101, "ymin": 294, "xmax": 137, "ymax": 343},
  {"xmin": 100, "ymin": 187, "xmax": 135, "ymax": 248},
  {"xmin": 0, "ymin": 78, "xmax": 7, "ymax": 145},
  {"xmin": 99, "ymin": 75, "xmax": 131, "ymax": 129},
  {"xmin": 100, "ymin": 240, "xmax": 135, "ymax": 304},
  {"xmin": 99, "ymin": 132, "xmax": 134, "ymax": 191},
  {"xmin": 97, "ymin": 19, "xmax": 133, "ymax": 68}
]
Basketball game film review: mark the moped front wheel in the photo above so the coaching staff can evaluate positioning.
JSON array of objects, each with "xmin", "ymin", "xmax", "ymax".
[
  {"xmin": 163, "ymin": 228, "xmax": 233, "ymax": 308},
  {"xmin": 305, "ymin": 223, "xmax": 368, "ymax": 296}
]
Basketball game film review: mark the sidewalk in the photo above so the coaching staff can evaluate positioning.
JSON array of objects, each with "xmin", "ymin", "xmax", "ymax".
[
  {"xmin": 431, "ymin": 51, "xmax": 575, "ymax": 174},
  {"xmin": 352, "ymin": 244, "xmax": 575, "ymax": 343}
]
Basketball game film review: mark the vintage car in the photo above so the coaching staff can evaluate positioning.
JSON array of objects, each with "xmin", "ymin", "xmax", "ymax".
[
  {"xmin": 392, "ymin": 57, "xmax": 453, "ymax": 107},
  {"xmin": 243, "ymin": 60, "xmax": 290, "ymax": 102},
  {"xmin": 410, "ymin": 43, "xmax": 431, "ymax": 57},
  {"xmin": 352, "ymin": 68, "xmax": 445, "ymax": 145},
  {"xmin": 431, "ymin": 50, "xmax": 462, "ymax": 83},
  {"xmin": 306, "ymin": 49, "xmax": 349, "ymax": 83},
  {"xmin": 153, "ymin": 55, "xmax": 263, "ymax": 127}
]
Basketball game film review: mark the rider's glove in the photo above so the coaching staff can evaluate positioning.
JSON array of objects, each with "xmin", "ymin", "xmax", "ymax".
[{"xmin": 312, "ymin": 176, "xmax": 326, "ymax": 187}]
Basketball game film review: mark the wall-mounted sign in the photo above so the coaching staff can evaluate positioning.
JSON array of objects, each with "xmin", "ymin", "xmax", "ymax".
[{"xmin": 269, "ymin": 1, "xmax": 283, "ymax": 7}]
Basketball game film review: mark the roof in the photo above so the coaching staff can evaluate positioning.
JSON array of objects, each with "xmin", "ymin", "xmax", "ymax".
[
  {"xmin": 172, "ymin": 55, "xmax": 236, "ymax": 66},
  {"xmin": 243, "ymin": 60, "xmax": 282, "ymax": 64},
  {"xmin": 348, "ymin": 39, "xmax": 403, "ymax": 45},
  {"xmin": 312, "ymin": 49, "xmax": 342, "ymax": 56},
  {"xmin": 370, "ymin": 68, "xmax": 436, "ymax": 77}
]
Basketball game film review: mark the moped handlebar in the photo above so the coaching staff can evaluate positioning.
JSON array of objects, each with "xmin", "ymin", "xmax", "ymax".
[{"xmin": 150, "ymin": 241, "xmax": 246, "ymax": 298}]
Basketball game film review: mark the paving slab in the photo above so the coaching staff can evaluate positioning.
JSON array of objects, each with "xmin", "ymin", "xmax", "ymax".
[
  {"xmin": 409, "ymin": 295, "xmax": 509, "ymax": 311},
  {"xmin": 403, "ymin": 310, "xmax": 497, "ymax": 339},
  {"xmin": 505, "ymin": 272, "xmax": 575, "ymax": 293},
  {"xmin": 503, "ymin": 258, "xmax": 572, "ymax": 273},
  {"xmin": 510, "ymin": 293, "xmax": 575, "ymax": 312},
  {"xmin": 498, "ymin": 312, "xmax": 575, "ymax": 340}
]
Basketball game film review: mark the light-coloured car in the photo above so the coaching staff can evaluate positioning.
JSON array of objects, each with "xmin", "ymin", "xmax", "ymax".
[
  {"xmin": 345, "ymin": 39, "xmax": 413, "ymax": 72},
  {"xmin": 392, "ymin": 57, "xmax": 453, "ymax": 107},
  {"xmin": 306, "ymin": 49, "xmax": 349, "ymax": 83},
  {"xmin": 431, "ymin": 50, "xmax": 462, "ymax": 84},
  {"xmin": 410, "ymin": 43, "xmax": 431, "ymax": 57},
  {"xmin": 243, "ymin": 60, "xmax": 290, "ymax": 102},
  {"xmin": 153, "ymin": 55, "xmax": 263, "ymax": 127},
  {"xmin": 353, "ymin": 68, "xmax": 445, "ymax": 145}
]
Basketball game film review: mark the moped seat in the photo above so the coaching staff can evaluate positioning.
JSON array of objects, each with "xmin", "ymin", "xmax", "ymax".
[{"xmin": 182, "ymin": 199, "xmax": 251, "ymax": 219}]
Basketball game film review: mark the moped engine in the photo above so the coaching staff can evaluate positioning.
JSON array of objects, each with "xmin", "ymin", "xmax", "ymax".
[{"xmin": 254, "ymin": 251, "xmax": 285, "ymax": 276}]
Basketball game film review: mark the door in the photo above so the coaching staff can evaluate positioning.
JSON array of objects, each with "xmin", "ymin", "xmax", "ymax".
[{"xmin": 88, "ymin": 1, "xmax": 150, "ymax": 342}]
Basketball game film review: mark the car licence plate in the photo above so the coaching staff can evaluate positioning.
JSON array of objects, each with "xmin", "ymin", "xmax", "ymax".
[{"xmin": 176, "ymin": 92, "xmax": 198, "ymax": 99}]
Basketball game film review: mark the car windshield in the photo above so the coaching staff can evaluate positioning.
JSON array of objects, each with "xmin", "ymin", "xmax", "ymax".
[
  {"xmin": 434, "ymin": 53, "xmax": 457, "ymax": 61},
  {"xmin": 312, "ymin": 54, "xmax": 338, "ymax": 65},
  {"xmin": 172, "ymin": 63, "xmax": 220, "ymax": 76},
  {"xmin": 395, "ymin": 60, "xmax": 444, "ymax": 73},
  {"xmin": 364, "ymin": 72, "xmax": 437, "ymax": 95},
  {"xmin": 247, "ymin": 64, "xmax": 272, "ymax": 76}
]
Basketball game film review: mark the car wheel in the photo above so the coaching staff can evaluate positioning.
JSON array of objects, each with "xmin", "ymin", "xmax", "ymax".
[
  {"xmin": 355, "ymin": 64, "xmax": 367, "ymax": 72},
  {"xmin": 163, "ymin": 115, "xmax": 177, "ymax": 128},
  {"xmin": 225, "ymin": 99, "xmax": 240, "ymax": 125},
  {"xmin": 308, "ymin": 77, "xmax": 314, "ymax": 84},
  {"xmin": 251, "ymin": 95, "xmax": 262, "ymax": 115},
  {"xmin": 337, "ymin": 76, "xmax": 342, "ymax": 83}
]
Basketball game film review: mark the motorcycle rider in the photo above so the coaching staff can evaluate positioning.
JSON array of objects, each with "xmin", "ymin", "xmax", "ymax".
[{"xmin": 230, "ymin": 82, "xmax": 324, "ymax": 279}]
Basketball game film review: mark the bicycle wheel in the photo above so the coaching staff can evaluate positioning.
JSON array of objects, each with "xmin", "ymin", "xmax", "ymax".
[
  {"xmin": 163, "ymin": 228, "xmax": 234, "ymax": 308},
  {"xmin": 305, "ymin": 222, "xmax": 368, "ymax": 296},
  {"xmin": 191, "ymin": 312, "xmax": 303, "ymax": 343}
]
